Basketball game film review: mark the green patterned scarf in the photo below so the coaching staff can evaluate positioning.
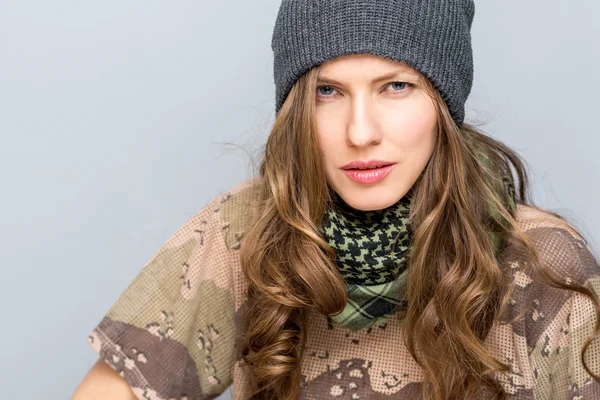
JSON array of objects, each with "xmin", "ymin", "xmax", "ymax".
[{"xmin": 319, "ymin": 165, "xmax": 517, "ymax": 332}]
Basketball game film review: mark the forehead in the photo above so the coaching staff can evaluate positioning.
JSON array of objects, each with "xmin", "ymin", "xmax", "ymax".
[{"xmin": 317, "ymin": 54, "xmax": 419, "ymax": 77}]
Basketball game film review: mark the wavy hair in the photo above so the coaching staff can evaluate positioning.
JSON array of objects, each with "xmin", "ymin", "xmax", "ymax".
[{"xmin": 238, "ymin": 65, "xmax": 600, "ymax": 399}]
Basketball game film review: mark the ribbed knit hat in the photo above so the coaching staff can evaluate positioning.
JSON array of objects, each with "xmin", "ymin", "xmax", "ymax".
[{"xmin": 271, "ymin": 0, "xmax": 476, "ymax": 126}]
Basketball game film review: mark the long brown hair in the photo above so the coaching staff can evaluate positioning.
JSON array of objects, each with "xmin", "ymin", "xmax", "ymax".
[{"xmin": 238, "ymin": 65, "xmax": 600, "ymax": 399}]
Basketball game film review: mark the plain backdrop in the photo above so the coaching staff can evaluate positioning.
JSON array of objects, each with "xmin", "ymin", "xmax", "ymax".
[{"xmin": 0, "ymin": 1, "xmax": 598, "ymax": 398}]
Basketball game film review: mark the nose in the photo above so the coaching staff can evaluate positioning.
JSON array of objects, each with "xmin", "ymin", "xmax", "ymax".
[{"xmin": 346, "ymin": 96, "xmax": 382, "ymax": 148}]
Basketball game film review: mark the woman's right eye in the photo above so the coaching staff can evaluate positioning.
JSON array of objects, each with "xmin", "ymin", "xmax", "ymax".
[{"xmin": 316, "ymin": 86, "xmax": 338, "ymax": 97}]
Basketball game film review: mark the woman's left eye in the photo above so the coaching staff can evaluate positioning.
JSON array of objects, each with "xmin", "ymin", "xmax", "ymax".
[{"xmin": 385, "ymin": 81, "xmax": 413, "ymax": 92}]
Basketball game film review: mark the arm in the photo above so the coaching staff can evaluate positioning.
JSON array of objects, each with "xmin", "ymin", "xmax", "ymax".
[{"xmin": 71, "ymin": 358, "xmax": 137, "ymax": 400}]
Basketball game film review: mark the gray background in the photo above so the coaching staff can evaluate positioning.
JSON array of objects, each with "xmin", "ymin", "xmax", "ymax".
[{"xmin": 0, "ymin": 1, "xmax": 598, "ymax": 399}]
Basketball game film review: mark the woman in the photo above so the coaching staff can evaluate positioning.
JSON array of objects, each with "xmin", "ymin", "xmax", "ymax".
[{"xmin": 73, "ymin": 1, "xmax": 600, "ymax": 399}]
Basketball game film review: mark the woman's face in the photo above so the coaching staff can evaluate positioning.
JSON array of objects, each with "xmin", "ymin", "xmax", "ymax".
[{"xmin": 315, "ymin": 54, "xmax": 438, "ymax": 211}]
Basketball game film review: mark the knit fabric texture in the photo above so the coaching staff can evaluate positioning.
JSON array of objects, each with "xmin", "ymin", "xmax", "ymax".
[
  {"xmin": 272, "ymin": 0, "xmax": 476, "ymax": 125},
  {"xmin": 87, "ymin": 177, "xmax": 600, "ymax": 399}
]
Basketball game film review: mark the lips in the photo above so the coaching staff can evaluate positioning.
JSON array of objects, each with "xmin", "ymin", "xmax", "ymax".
[
  {"xmin": 341, "ymin": 160, "xmax": 395, "ymax": 170},
  {"xmin": 342, "ymin": 164, "xmax": 396, "ymax": 184}
]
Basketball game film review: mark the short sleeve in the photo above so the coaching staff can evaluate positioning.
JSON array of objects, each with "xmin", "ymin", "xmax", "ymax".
[
  {"xmin": 524, "ymin": 226, "xmax": 600, "ymax": 399},
  {"xmin": 87, "ymin": 194, "xmax": 237, "ymax": 400}
]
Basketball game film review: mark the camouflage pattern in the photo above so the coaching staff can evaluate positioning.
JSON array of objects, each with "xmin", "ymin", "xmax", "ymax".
[{"xmin": 88, "ymin": 177, "xmax": 600, "ymax": 399}]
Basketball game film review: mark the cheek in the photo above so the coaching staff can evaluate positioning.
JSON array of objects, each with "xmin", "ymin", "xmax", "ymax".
[
  {"xmin": 315, "ymin": 109, "xmax": 344, "ymax": 157},
  {"xmin": 382, "ymin": 99, "xmax": 437, "ymax": 150}
]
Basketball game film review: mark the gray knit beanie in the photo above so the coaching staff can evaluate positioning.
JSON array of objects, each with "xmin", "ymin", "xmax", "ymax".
[{"xmin": 271, "ymin": 0, "xmax": 475, "ymax": 126}]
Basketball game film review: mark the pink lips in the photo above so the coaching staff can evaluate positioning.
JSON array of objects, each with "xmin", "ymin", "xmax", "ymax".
[{"xmin": 341, "ymin": 160, "xmax": 396, "ymax": 184}]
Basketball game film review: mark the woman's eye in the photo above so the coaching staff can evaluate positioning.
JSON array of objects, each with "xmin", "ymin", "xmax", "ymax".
[
  {"xmin": 385, "ymin": 81, "xmax": 412, "ymax": 92},
  {"xmin": 316, "ymin": 86, "xmax": 338, "ymax": 97}
]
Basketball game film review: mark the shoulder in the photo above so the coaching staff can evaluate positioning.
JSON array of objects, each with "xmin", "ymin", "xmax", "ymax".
[
  {"xmin": 501, "ymin": 204, "xmax": 598, "ymax": 337},
  {"xmin": 216, "ymin": 176, "xmax": 263, "ymax": 251},
  {"xmin": 496, "ymin": 204, "xmax": 600, "ymax": 361},
  {"xmin": 512, "ymin": 203, "xmax": 600, "ymax": 285},
  {"xmin": 514, "ymin": 203, "xmax": 586, "ymax": 241},
  {"xmin": 502, "ymin": 208, "xmax": 600, "ymax": 398},
  {"xmin": 157, "ymin": 176, "xmax": 263, "ymax": 253}
]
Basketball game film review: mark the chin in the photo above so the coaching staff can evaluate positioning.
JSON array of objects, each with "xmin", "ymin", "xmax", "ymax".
[
  {"xmin": 345, "ymin": 199, "xmax": 397, "ymax": 211},
  {"xmin": 335, "ymin": 186, "xmax": 407, "ymax": 211}
]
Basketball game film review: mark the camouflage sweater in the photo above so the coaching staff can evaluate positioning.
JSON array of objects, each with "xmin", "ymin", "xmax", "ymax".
[{"xmin": 87, "ymin": 177, "xmax": 600, "ymax": 399}]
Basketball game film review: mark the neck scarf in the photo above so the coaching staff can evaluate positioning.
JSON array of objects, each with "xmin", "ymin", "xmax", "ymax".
[{"xmin": 319, "ymin": 167, "xmax": 517, "ymax": 332}]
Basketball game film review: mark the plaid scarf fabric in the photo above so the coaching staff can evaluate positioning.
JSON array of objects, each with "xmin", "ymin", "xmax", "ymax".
[
  {"xmin": 327, "ymin": 269, "xmax": 410, "ymax": 331},
  {"xmin": 320, "ymin": 167, "xmax": 517, "ymax": 332}
]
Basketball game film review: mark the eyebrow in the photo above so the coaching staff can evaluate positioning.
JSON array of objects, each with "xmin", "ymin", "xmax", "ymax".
[{"xmin": 317, "ymin": 69, "xmax": 419, "ymax": 86}]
